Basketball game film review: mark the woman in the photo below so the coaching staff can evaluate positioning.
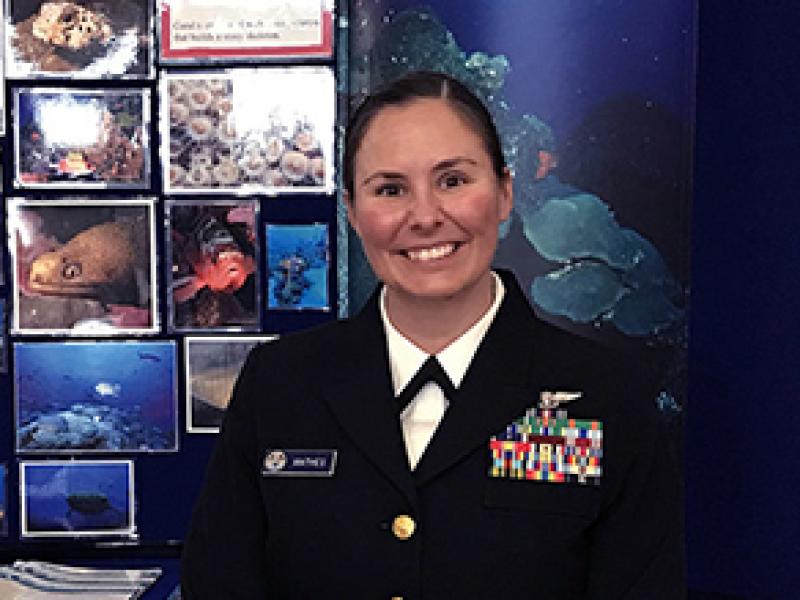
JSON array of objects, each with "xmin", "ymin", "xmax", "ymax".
[{"xmin": 181, "ymin": 72, "xmax": 683, "ymax": 599}]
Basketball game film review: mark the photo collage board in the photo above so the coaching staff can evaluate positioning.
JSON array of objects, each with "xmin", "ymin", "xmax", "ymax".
[{"xmin": 0, "ymin": 0, "xmax": 338, "ymax": 548}]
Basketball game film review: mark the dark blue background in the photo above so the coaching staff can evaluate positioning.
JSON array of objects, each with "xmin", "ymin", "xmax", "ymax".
[{"xmin": 687, "ymin": 1, "xmax": 800, "ymax": 598}]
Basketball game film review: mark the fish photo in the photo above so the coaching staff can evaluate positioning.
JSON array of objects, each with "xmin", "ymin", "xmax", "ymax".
[
  {"xmin": 185, "ymin": 336, "xmax": 276, "ymax": 432},
  {"xmin": 159, "ymin": 0, "xmax": 333, "ymax": 63},
  {"xmin": 8, "ymin": 198, "xmax": 158, "ymax": 335},
  {"xmin": 20, "ymin": 460, "xmax": 134, "ymax": 538},
  {"xmin": 0, "ymin": 463, "xmax": 7, "ymax": 536},
  {"xmin": 167, "ymin": 199, "xmax": 260, "ymax": 331},
  {"xmin": 5, "ymin": 0, "xmax": 153, "ymax": 78},
  {"xmin": 266, "ymin": 222, "xmax": 330, "ymax": 311},
  {"xmin": 161, "ymin": 67, "xmax": 334, "ymax": 194},
  {"xmin": 14, "ymin": 341, "xmax": 178, "ymax": 454},
  {"xmin": 14, "ymin": 88, "xmax": 150, "ymax": 188}
]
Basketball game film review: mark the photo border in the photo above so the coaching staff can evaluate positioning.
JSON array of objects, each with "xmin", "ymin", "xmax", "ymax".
[
  {"xmin": 4, "ymin": 0, "xmax": 156, "ymax": 80},
  {"xmin": 184, "ymin": 334, "xmax": 277, "ymax": 433},
  {"xmin": 158, "ymin": 0, "xmax": 333, "ymax": 63},
  {"xmin": 8, "ymin": 197, "xmax": 159, "ymax": 336},
  {"xmin": 14, "ymin": 340, "xmax": 179, "ymax": 455},
  {"xmin": 265, "ymin": 221, "xmax": 331, "ymax": 312},
  {"xmin": 160, "ymin": 67, "xmax": 335, "ymax": 195},
  {"xmin": 13, "ymin": 87, "xmax": 152, "ymax": 190},
  {"xmin": 19, "ymin": 459, "xmax": 136, "ymax": 539},
  {"xmin": 166, "ymin": 198, "xmax": 262, "ymax": 333}
]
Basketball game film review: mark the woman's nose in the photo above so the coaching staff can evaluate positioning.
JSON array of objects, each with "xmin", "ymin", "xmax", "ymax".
[{"xmin": 407, "ymin": 186, "xmax": 442, "ymax": 228}]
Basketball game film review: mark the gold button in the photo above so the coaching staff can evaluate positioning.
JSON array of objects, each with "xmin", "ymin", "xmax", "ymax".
[{"xmin": 391, "ymin": 515, "xmax": 416, "ymax": 540}]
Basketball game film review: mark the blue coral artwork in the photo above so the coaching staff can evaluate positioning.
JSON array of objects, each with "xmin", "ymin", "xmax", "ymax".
[
  {"xmin": 341, "ymin": 1, "xmax": 692, "ymax": 348},
  {"xmin": 14, "ymin": 341, "xmax": 178, "ymax": 454}
]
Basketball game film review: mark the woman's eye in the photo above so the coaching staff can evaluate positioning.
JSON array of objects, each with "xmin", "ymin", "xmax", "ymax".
[
  {"xmin": 439, "ymin": 173, "xmax": 467, "ymax": 189},
  {"xmin": 375, "ymin": 183, "xmax": 403, "ymax": 197}
]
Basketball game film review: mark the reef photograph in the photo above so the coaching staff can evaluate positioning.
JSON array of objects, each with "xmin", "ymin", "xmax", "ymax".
[
  {"xmin": 162, "ymin": 68, "xmax": 334, "ymax": 193},
  {"xmin": 168, "ymin": 200, "xmax": 259, "ymax": 331},
  {"xmin": 21, "ymin": 461, "xmax": 133, "ymax": 537},
  {"xmin": 10, "ymin": 199, "xmax": 156, "ymax": 334},
  {"xmin": 15, "ymin": 341, "xmax": 177, "ymax": 453},
  {"xmin": 6, "ymin": 0, "xmax": 152, "ymax": 78},
  {"xmin": 266, "ymin": 223, "xmax": 330, "ymax": 311},
  {"xmin": 15, "ymin": 88, "xmax": 149, "ymax": 188},
  {"xmin": 186, "ymin": 336, "xmax": 275, "ymax": 432}
]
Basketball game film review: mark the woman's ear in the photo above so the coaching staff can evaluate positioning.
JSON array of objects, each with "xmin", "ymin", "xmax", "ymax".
[{"xmin": 498, "ymin": 167, "xmax": 514, "ymax": 221}]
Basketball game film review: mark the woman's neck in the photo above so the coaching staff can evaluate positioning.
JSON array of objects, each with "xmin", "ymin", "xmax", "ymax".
[{"xmin": 384, "ymin": 272, "xmax": 495, "ymax": 355}]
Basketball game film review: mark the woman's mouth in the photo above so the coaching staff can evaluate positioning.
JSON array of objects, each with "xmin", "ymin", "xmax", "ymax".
[{"xmin": 404, "ymin": 242, "xmax": 459, "ymax": 262}]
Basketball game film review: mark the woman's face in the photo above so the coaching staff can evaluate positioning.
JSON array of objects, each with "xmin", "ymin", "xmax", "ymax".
[{"xmin": 348, "ymin": 98, "xmax": 512, "ymax": 304}]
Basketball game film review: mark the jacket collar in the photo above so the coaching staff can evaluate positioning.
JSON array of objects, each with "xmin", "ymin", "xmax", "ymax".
[{"xmin": 322, "ymin": 270, "xmax": 552, "ymax": 496}]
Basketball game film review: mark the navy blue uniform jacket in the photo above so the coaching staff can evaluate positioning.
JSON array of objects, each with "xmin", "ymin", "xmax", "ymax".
[{"xmin": 182, "ymin": 271, "xmax": 684, "ymax": 599}]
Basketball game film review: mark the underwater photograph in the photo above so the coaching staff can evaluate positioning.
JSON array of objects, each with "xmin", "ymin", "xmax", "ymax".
[
  {"xmin": 161, "ymin": 67, "xmax": 334, "ymax": 194},
  {"xmin": 15, "ymin": 341, "xmax": 177, "ymax": 453},
  {"xmin": 20, "ymin": 460, "xmax": 134, "ymax": 537},
  {"xmin": 159, "ymin": 0, "xmax": 333, "ymax": 62},
  {"xmin": 167, "ymin": 200, "xmax": 259, "ymax": 331},
  {"xmin": 9, "ymin": 199, "xmax": 157, "ymax": 335},
  {"xmin": 0, "ymin": 463, "xmax": 7, "ymax": 536},
  {"xmin": 185, "ymin": 336, "xmax": 276, "ymax": 432},
  {"xmin": 14, "ymin": 88, "xmax": 150, "ymax": 188},
  {"xmin": 6, "ymin": 0, "xmax": 153, "ymax": 78},
  {"xmin": 266, "ymin": 223, "xmax": 330, "ymax": 311}
]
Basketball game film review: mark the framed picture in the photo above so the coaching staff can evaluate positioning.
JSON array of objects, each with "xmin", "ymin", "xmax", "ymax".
[
  {"xmin": 5, "ymin": 0, "xmax": 154, "ymax": 78},
  {"xmin": 159, "ymin": 0, "xmax": 333, "ymax": 63},
  {"xmin": 19, "ymin": 460, "xmax": 135, "ymax": 538},
  {"xmin": 265, "ymin": 222, "xmax": 330, "ymax": 311},
  {"xmin": 14, "ymin": 87, "xmax": 150, "ymax": 189},
  {"xmin": 15, "ymin": 340, "xmax": 178, "ymax": 454},
  {"xmin": 185, "ymin": 335, "xmax": 276, "ymax": 432},
  {"xmin": 8, "ymin": 198, "xmax": 158, "ymax": 336},
  {"xmin": 0, "ymin": 463, "xmax": 7, "ymax": 536},
  {"xmin": 166, "ymin": 199, "xmax": 260, "ymax": 331},
  {"xmin": 161, "ymin": 67, "xmax": 334, "ymax": 194}
]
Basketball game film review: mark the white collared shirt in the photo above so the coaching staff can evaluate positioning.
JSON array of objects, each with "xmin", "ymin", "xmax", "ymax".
[{"xmin": 380, "ymin": 272, "xmax": 506, "ymax": 469}]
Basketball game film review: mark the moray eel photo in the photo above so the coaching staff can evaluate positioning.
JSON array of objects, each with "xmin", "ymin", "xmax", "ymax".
[{"xmin": 27, "ymin": 221, "xmax": 144, "ymax": 306}]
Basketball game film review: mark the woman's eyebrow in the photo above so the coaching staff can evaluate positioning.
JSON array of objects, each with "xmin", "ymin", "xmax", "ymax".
[
  {"xmin": 432, "ymin": 157, "xmax": 478, "ymax": 171},
  {"xmin": 360, "ymin": 171, "xmax": 405, "ymax": 186}
]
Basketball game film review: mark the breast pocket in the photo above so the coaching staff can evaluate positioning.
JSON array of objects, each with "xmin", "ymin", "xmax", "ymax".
[{"xmin": 484, "ymin": 479, "xmax": 601, "ymax": 520}]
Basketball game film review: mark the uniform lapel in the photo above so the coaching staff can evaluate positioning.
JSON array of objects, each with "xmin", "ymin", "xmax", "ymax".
[
  {"xmin": 321, "ymin": 290, "xmax": 418, "ymax": 508},
  {"xmin": 413, "ymin": 272, "xmax": 551, "ymax": 488}
]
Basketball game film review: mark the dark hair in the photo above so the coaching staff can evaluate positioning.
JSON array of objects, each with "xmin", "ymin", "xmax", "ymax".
[{"xmin": 344, "ymin": 71, "xmax": 506, "ymax": 198}]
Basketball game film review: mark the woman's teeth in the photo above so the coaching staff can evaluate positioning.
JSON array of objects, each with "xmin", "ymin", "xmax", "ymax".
[{"xmin": 406, "ymin": 243, "xmax": 456, "ymax": 262}]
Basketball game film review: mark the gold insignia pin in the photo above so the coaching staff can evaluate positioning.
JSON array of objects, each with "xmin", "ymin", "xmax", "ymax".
[{"xmin": 539, "ymin": 390, "xmax": 582, "ymax": 409}]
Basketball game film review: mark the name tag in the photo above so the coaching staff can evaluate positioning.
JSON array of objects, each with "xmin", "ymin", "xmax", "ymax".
[{"xmin": 261, "ymin": 449, "xmax": 337, "ymax": 477}]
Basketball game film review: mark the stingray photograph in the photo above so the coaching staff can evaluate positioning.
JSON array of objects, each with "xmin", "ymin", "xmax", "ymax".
[
  {"xmin": 8, "ymin": 198, "xmax": 157, "ymax": 335},
  {"xmin": 266, "ymin": 222, "xmax": 330, "ymax": 311},
  {"xmin": 14, "ymin": 87, "xmax": 150, "ymax": 188},
  {"xmin": 161, "ymin": 67, "xmax": 334, "ymax": 194},
  {"xmin": 5, "ymin": 0, "xmax": 153, "ymax": 78},
  {"xmin": 185, "ymin": 335, "xmax": 276, "ymax": 432},
  {"xmin": 14, "ymin": 340, "xmax": 178, "ymax": 453},
  {"xmin": 20, "ymin": 460, "xmax": 134, "ymax": 538},
  {"xmin": 167, "ymin": 199, "xmax": 259, "ymax": 331}
]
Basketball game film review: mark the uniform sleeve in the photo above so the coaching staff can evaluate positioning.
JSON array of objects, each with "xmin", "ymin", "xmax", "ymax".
[
  {"xmin": 585, "ymin": 410, "xmax": 685, "ymax": 599},
  {"xmin": 181, "ymin": 347, "xmax": 270, "ymax": 599}
]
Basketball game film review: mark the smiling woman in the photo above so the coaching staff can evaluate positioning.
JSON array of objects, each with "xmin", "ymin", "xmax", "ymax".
[
  {"xmin": 181, "ymin": 72, "xmax": 684, "ymax": 599},
  {"xmin": 347, "ymin": 97, "xmax": 512, "ymax": 352}
]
